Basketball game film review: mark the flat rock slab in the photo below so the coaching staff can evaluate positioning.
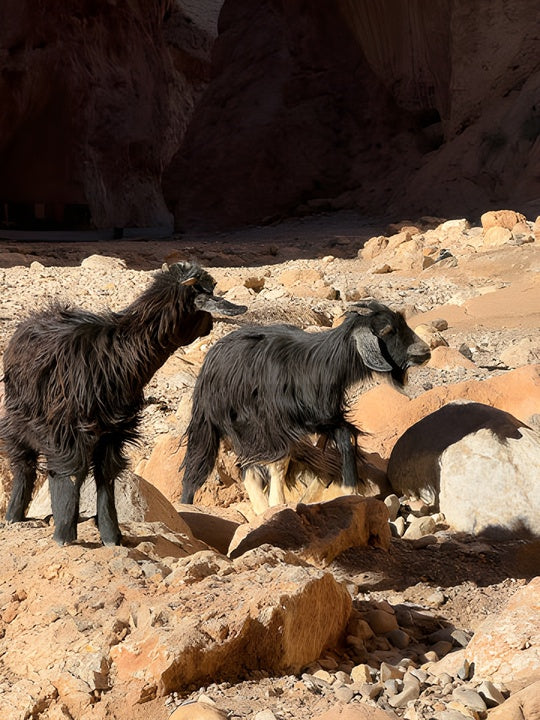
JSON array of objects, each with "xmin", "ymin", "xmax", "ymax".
[{"xmin": 228, "ymin": 495, "xmax": 391, "ymax": 565}]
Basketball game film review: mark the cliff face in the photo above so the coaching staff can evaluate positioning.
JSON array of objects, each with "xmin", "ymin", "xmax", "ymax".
[
  {"xmin": 0, "ymin": 0, "xmax": 219, "ymax": 229},
  {"xmin": 165, "ymin": 0, "xmax": 540, "ymax": 228},
  {"xmin": 1, "ymin": 0, "xmax": 538, "ymax": 230}
]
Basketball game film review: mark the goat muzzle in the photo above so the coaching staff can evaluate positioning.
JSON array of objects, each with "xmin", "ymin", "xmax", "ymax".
[{"xmin": 407, "ymin": 341, "xmax": 431, "ymax": 367}]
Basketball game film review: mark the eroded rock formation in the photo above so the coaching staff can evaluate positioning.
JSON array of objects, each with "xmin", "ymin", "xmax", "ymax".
[{"xmin": 1, "ymin": 1, "xmax": 538, "ymax": 231}]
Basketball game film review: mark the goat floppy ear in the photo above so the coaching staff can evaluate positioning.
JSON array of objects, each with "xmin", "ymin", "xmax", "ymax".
[
  {"xmin": 181, "ymin": 276, "xmax": 198, "ymax": 287},
  {"xmin": 352, "ymin": 325, "xmax": 393, "ymax": 372}
]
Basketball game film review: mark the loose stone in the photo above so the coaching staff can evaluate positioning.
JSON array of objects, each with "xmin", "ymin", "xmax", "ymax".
[
  {"xmin": 476, "ymin": 680, "xmax": 506, "ymax": 707},
  {"xmin": 334, "ymin": 684, "xmax": 354, "ymax": 703},
  {"xmin": 451, "ymin": 686, "xmax": 487, "ymax": 712}
]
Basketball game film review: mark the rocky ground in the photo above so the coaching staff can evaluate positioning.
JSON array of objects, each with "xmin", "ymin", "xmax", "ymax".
[{"xmin": 0, "ymin": 209, "xmax": 539, "ymax": 720}]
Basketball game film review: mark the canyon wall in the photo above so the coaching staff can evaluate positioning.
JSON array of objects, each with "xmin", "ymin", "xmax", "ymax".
[{"xmin": 1, "ymin": 0, "xmax": 538, "ymax": 230}]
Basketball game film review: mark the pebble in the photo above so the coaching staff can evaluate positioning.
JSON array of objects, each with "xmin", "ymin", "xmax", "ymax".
[
  {"xmin": 384, "ymin": 494, "xmax": 401, "ymax": 521},
  {"xmin": 254, "ymin": 712, "xmax": 278, "ymax": 720},
  {"xmin": 403, "ymin": 515, "xmax": 437, "ymax": 540},
  {"xmin": 350, "ymin": 664, "xmax": 372, "ymax": 683},
  {"xmin": 457, "ymin": 659, "xmax": 472, "ymax": 680},
  {"xmin": 364, "ymin": 608, "xmax": 399, "ymax": 634},
  {"xmin": 383, "ymin": 679, "xmax": 402, "ymax": 696},
  {"xmin": 451, "ymin": 629, "xmax": 472, "ymax": 647},
  {"xmin": 430, "ymin": 640, "xmax": 453, "ymax": 658},
  {"xmin": 387, "ymin": 628, "xmax": 411, "ymax": 649},
  {"xmin": 380, "ymin": 662, "xmax": 405, "ymax": 682}
]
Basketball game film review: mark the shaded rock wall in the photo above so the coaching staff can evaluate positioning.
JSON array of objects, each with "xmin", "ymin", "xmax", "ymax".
[
  {"xmin": 165, "ymin": 0, "xmax": 540, "ymax": 228},
  {"xmin": 1, "ymin": 0, "xmax": 538, "ymax": 230},
  {"xmin": 164, "ymin": 0, "xmax": 418, "ymax": 229},
  {"xmin": 0, "ymin": 0, "xmax": 219, "ymax": 229}
]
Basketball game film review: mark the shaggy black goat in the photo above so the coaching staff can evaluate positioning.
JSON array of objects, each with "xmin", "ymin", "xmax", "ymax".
[
  {"xmin": 1, "ymin": 262, "xmax": 246, "ymax": 545},
  {"xmin": 181, "ymin": 300, "xmax": 431, "ymax": 512}
]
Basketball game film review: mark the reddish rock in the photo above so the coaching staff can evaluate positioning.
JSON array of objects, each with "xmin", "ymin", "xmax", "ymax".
[
  {"xmin": 228, "ymin": 496, "xmax": 391, "ymax": 565},
  {"xmin": 481, "ymin": 210, "xmax": 527, "ymax": 231},
  {"xmin": 349, "ymin": 365, "xmax": 540, "ymax": 459},
  {"xmin": 466, "ymin": 578, "xmax": 540, "ymax": 688}
]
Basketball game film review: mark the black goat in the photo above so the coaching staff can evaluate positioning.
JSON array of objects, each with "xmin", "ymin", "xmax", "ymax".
[
  {"xmin": 1, "ymin": 262, "xmax": 246, "ymax": 545},
  {"xmin": 181, "ymin": 300, "xmax": 431, "ymax": 512}
]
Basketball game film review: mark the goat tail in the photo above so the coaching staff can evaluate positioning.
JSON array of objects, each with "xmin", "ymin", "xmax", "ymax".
[{"xmin": 180, "ymin": 407, "xmax": 220, "ymax": 504}]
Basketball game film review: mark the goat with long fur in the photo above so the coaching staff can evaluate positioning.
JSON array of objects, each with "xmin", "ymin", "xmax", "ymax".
[
  {"xmin": 1, "ymin": 261, "xmax": 246, "ymax": 545},
  {"xmin": 181, "ymin": 300, "xmax": 430, "ymax": 512}
]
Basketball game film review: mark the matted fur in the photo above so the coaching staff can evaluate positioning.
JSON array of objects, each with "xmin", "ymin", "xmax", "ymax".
[
  {"xmin": 181, "ymin": 300, "xmax": 430, "ymax": 504},
  {"xmin": 1, "ymin": 261, "xmax": 245, "ymax": 545}
]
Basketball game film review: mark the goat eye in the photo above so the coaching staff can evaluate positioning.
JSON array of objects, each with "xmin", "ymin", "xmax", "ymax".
[{"xmin": 379, "ymin": 324, "xmax": 394, "ymax": 337}]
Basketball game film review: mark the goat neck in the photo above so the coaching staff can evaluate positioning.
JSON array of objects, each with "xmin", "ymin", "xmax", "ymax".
[{"xmin": 117, "ymin": 275, "xmax": 210, "ymax": 388}]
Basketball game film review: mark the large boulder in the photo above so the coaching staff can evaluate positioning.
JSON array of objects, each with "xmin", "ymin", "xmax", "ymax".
[
  {"xmin": 110, "ymin": 559, "xmax": 352, "ymax": 695},
  {"xmin": 0, "ymin": 522, "xmax": 352, "ymax": 713},
  {"xmin": 386, "ymin": 402, "xmax": 540, "ymax": 536},
  {"xmin": 466, "ymin": 578, "xmax": 540, "ymax": 689},
  {"xmin": 348, "ymin": 364, "xmax": 540, "ymax": 459}
]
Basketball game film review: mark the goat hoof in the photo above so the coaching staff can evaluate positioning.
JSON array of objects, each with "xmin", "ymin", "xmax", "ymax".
[
  {"xmin": 53, "ymin": 529, "xmax": 78, "ymax": 546},
  {"xmin": 101, "ymin": 531, "xmax": 122, "ymax": 547}
]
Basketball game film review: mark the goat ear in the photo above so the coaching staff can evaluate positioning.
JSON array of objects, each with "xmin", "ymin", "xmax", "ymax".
[
  {"xmin": 181, "ymin": 276, "xmax": 198, "ymax": 287},
  {"xmin": 352, "ymin": 326, "xmax": 393, "ymax": 372},
  {"xmin": 161, "ymin": 262, "xmax": 169, "ymax": 272}
]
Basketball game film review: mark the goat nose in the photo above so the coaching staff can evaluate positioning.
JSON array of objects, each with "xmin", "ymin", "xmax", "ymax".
[{"xmin": 407, "ymin": 341, "xmax": 431, "ymax": 366}]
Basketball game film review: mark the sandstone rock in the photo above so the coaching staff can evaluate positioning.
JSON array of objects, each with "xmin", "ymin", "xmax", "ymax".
[
  {"xmin": 80, "ymin": 254, "xmax": 127, "ymax": 270},
  {"xmin": 169, "ymin": 700, "xmax": 227, "ymax": 719},
  {"xmin": 178, "ymin": 505, "xmax": 243, "ymax": 555},
  {"xmin": 227, "ymin": 496, "xmax": 391, "ymax": 565},
  {"xmin": 483, "ymin": 226, "xmax": 513, "ymax": 246},
  {"xmin": 311, "ymin": 703, "xmax": 399, "ymax": 719},
  {"xmin": 387, "ymin": 401, "xmax": 540, "ymax": 534},
  {"xmin": 427, "ymin": 346, "xmax": 476, "ymax": 370},
  {"xmin": 136, "ymin": 432, "xmax": 186, "ymax": 505},
  {"xmin": 361, "ymin": 236, "xmax": 389, "ymax": 260},
  {"xmin": 466, "ymin": 578, "xmax": 540, "ymax": 687},
  {"xmin": 278, "ymin": 266, "xmax": 324, "ymax": 286},
  {"xmin": 500, "ymin": 337, "xmax": 540, "ymax": 368},
  {"xmin": 481, "ymin": 210, "xmax": 527, "ymax": 231},
  {"xmin": 414, "ymin": 324, "xmax": 449, "ymax": 349},
  {"xmin": 348, "ymin": 365, "xmax": 540, "ymax": 459},
  {"xmin": 486, "ymin": 680, "xmax": 540, "ymax": 719},
  {"xmin": 110, "ymin": 563, "xmax": 352, "ymax": 694}
]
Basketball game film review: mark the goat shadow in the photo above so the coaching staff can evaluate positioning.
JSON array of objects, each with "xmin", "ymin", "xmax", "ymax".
[{"xmin": 333, "ymin": 532, "xmax": 540, "ymax": 592}]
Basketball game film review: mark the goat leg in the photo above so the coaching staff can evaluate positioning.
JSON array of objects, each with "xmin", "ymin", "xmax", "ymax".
[
  {"xmin": 333, "ymin": 426, "xmax": 359, "ymax": 489},
  {"xmin": 267, "ymin": 457, "xmax": 289, "ymax": 507},
  {"xmin": 243, "ymin": 465, "xmax": 270, "ymax": 515},
  {"xmin": 93, "ymin": 442, "xmax": 124, "ymax": 545},
  {"xmin": 95, "ymin": 479, "xmax": 122, "ymax": 546},
  {"xmin": 5, "ymin": 446, "xmax": 38, "ymax": 523},
  {"xmin": 49, "ymin": 471, "xmax": 84, "ymax": 545}
]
